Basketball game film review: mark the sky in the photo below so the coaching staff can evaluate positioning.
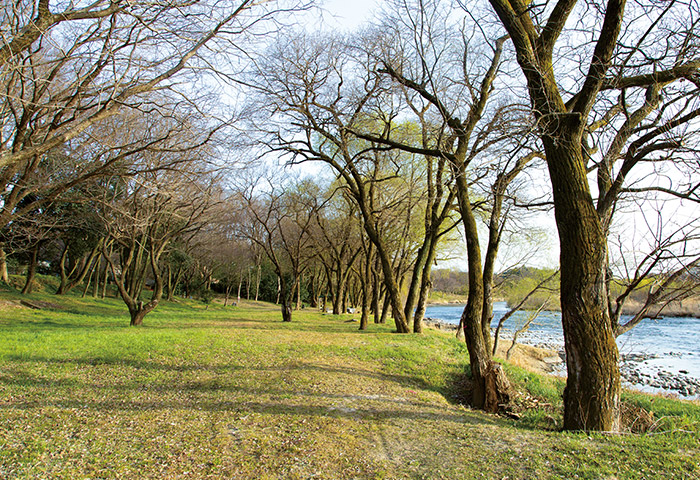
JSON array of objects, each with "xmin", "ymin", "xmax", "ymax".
[{"xmin": 315, "ymin": 0, "xmax": 381, "ymax": 31}]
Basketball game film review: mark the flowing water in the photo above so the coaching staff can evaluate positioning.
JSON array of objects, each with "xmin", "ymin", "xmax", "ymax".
[{"xmin": 424, "ymin": 302, "xmax": 700, "ymax": 397}]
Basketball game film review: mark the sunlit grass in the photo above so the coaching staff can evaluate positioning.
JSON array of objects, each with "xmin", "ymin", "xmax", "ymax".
[{"xmin": 0, "ymin": 281, "xmax": 698, "ymax": 479}]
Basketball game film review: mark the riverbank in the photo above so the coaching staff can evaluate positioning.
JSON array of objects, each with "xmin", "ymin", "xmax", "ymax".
[{"xmin": 424, "ymin": 316, "xmax": 700, "ymax": 400}]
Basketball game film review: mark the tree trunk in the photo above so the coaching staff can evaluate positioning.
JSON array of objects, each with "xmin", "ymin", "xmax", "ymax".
[
  {"xmin": 380, "ymin": 293, "xmax": 390, "ymax": 324},
  {"xmin": 56, "ymin": 245, "xmax": 70, "ymax": 294},
  {"xmin": 455, "ymin": 172, "xmax": 509, "ymax": 412},
  {"xmin": 413, "ymin": 233, "xmax": 440, "ymax": 333},
  {"xmin": 247, "ymin": 268, "xmax": 251, "ymax": 300},
  {"xmin": 360, "ymin": 281, "xmax": 369, "ymax": 330},
  {"xmin": 82, "ymin": 258, "xmax": 97, "ymax": 298},
  {"xmin": 101, "ymin": 258, "xmax": 109, "ymax": 299},
  {"xmin": 92, "ymin": 257, "xmax": 100, "ymax": 298},
  {"xmin": 21, "ymin": 243, "xmax": 39, "ymax": 294},
  {"xmin": 360, "ymin": 248, "xmax": 372, "ymax": 330},
  {"xmin": 56, "ymin": 241, "xmax": 102, "ymax": 295},
  {"xmin": 358, "ymin": 208, "xmax": 410, "ymax": 332},
  {"xmin": 332, "ymin": 277, "xmax": 343, "ymax": 314},
  {"xmin": 275, "ymin": 275, "xmax": 280, "ymax": 304},
  {"xmin": 546, "ymin": 138, "xmax": 621, "ymax": 432},
  {"xmin": 0, "ymin": 244, "xmax": 9, "ymax": 283},
  {"xmin": 224, "ymin": 285, "xmax": 231, "ymax": 306},
  {"xmin": 281, "ymin": 301, "xmax": 293, "ymax": 322},
  {"xmin": 372, "ymin": 259, "xmax": 381, "ymax": 323},
  {"xmin": 255, "ymin": 263, "xmax": 261, "ymax": 301},
  {"xmin": 165, "ymin": 264, "xmax": 173, "ymax": 301},
  {"xmin": 403, "ymin": 236, "xmax": 431, "ymax": 331},
  {"xmin": 129, "ymin": 302, "xmax": 148, "ymax": 326},
  {"xmin": 280, "ymin": 274, "xmax": 292, "ymax": 322}
]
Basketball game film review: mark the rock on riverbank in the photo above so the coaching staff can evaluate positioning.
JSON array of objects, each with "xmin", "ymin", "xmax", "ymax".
[{"xmin": 620, "ymin": 353, "xmax": 700, "ymax": 398}]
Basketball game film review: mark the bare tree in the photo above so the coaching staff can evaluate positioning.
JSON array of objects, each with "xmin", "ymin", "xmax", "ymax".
[
  {"xmin": 99, "ymin": 154, "xmax": 220, "ymax": 326},
  {"xmin": 344, "ymin": 0, "xmax": 529, "ymax": 410},
  {"xmin": 233, "ymin": 170, "xmax": 322, "ymax": 322},
  {"xmin": 312, "ymin": 190, "xmax": 364, "ymax": 315},
  {"xmin": 0, "ymin": 0, "xmax": 303, "ymax": 270},
  {"xmin": 487, "ymin": 0, "xmax": 700, "ymax": 430}
]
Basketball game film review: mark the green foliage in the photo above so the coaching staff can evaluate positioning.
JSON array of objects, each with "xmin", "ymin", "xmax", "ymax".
[
  {"xmin": 496, "ymin": 267, "xmax": 561, "ymax": 310},
  {"xmin": 199, "ymin": 288, "xmax": 215, "ymax": 305}
]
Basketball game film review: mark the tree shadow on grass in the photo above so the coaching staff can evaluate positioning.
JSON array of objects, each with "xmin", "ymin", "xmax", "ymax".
[{"xmin": 0, "ymin": 356, "xmax": 498, "ymax": 428}]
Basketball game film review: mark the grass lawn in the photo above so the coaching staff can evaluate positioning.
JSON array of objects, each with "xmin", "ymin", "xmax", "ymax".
[{"xmin": 0, "ymin": 284, "xmax": 698, "ymax": 479}]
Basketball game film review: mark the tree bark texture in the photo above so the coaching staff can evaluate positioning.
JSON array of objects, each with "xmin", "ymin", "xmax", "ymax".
[
  {"xmin": 547, "ymin": 138, "xmax": 621, "ymax": 431},
  {"xmin": 487, "ymin": 0, "xmax": 624, "ymax": 431}
]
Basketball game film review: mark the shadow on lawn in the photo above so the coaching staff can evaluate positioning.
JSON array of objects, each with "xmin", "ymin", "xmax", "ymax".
[
  {"xmin": 0, "ymin": 356, "xmax": 484, "ymax": 427},
  {"xmin": 2, "ymin": 356, "xmax": 447, "ymax": 392}
]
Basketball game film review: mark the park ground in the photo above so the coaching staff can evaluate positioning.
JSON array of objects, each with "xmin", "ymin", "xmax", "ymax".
[{"xmin": 0, "ymin": 280, "xmax": 699, "ymax": 479}]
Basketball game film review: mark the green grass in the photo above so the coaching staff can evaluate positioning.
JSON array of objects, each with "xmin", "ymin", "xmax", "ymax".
[{"xmin": 0, "ymin": 282, "xmax": 698, "ymax": 479}]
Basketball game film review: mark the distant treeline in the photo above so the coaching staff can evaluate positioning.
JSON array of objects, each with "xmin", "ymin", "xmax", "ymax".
[
  {"xmin": 432, "ymin": 267, "xmax": 561, "ymax": 310},
  {"xmin": 433, "ymin": 266, "xmax": 700, "ymax": 313}
]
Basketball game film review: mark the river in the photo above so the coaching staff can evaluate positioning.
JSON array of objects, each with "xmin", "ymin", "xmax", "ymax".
[{"xmin": 424, "ymin": 302, "xmax": 700, "ymax": 398}]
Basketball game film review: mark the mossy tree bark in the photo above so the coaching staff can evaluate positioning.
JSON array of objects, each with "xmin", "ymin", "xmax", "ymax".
[
  {"xmin": 488, "ymin": 0, "xmax": 626, "ymax": 430},
  {"xmin": 546, "ymin": 135, "xmax": 621, "ymax": 431}
]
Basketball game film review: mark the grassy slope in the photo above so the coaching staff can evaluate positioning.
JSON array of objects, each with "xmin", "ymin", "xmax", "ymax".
[{"xmin": 0, "ymin": 283, "xmax": 698, "ymax": 479}]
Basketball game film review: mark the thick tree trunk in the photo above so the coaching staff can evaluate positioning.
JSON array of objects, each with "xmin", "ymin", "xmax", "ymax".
[
  {"xmin": 332, "ymin": 275, "xmax": 343, "ymax": 314},
  {"xmin": 130, "ymin": 303, "xmax": 148, "ymax": 326},
  {"xmin": 0, "ymin": 245, "xmax": 9, "ymax": 283},
  {"xmin": 281, "ymin": 301, "xmax": 292, "ymax": 322},
  {"xmin": 21, "ymin": 244, "xmax": 39, "ymax": 294},
  {"xmin": 546, "ymin": 138, "xmax": 621, "ymax": 431},
  {"xmin": 360, "ymin": 282, "xmax": 369, "ymax": 330},
  {"xmin": 486, "ymin": 0, "xmax": 623, "ymax": 431}
]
